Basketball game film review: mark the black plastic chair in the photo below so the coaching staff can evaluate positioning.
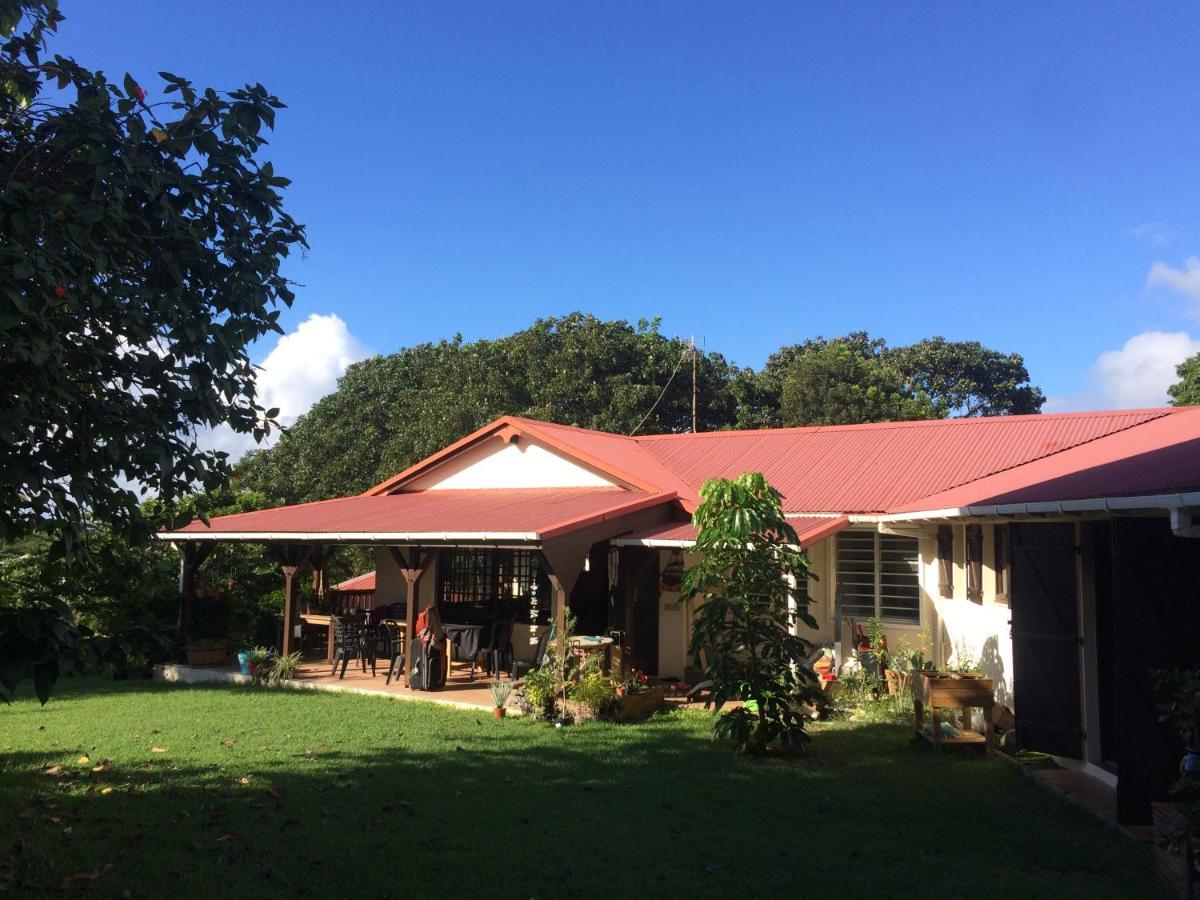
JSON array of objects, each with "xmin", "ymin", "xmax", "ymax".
[
  {"xmin": 382, "ymin": 621, "xmax": 407, "ymax": 685},
  {"xmin": 331, "ymin": 617, "xmax": 373, "ymax": 679},
  {"xmin": 481, "ymin": 619, "xmax": 514, "ymax": 679},
  {"xmin": 512, "ymin": 625, "xmax": 553, "ymax": 680}
]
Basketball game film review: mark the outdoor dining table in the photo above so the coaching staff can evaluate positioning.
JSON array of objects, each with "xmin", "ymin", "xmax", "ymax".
[
  {"xmin": 570, "ymin": 634, "xmax": 614, "ymax": 672},
  {"xmin": 442, "ymin": 621, "xmax": 492, "ymax": 679}
]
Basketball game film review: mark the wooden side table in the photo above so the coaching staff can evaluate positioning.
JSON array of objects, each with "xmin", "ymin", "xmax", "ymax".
[{"xmin": 912, "ymin": 672, "xmax": 995, "ymax": 757}]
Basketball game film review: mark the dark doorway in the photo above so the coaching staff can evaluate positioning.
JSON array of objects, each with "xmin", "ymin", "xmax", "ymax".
[
  {"xmin": 1090, "ymin": 522, "xmax": 1118, "ymax": 770},
  {"xmin": 568, "ymin": 542, "xmax": 611, "ymax": 637},
  {"xmin": 1111, "ymin": 516, "xmax": 1200, "ymax": 825},
  {"xmin": 1009, "ymin": 523, "xmax": 1083, "ymax": 759},
  {"xmin": 621, "ymin": 549, "xmax": 660, "ymax": 676}
]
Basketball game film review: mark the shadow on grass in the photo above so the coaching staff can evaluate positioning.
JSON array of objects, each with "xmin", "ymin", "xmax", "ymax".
[{"xmin": 0, "ymin": 680, "xmax": 1156, "ymax": 899}]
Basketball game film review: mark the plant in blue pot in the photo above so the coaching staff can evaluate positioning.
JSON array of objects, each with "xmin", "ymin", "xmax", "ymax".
[{"xmin": 237, "ymin": 649, "xmax": 253, "ymax": 676}]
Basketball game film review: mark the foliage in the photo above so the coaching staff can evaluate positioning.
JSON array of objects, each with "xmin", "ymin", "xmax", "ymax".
[
  {"xmin": 520, "ymin": 666, "xmax": 557, "ymax": 719},
  {"xmin": 1154, "ymin": 667, "xmax": 1200, "ymax": 749},
  {"xmin": 489, "ymin": 679, "xmax": 512, "ymax": 709},
  {"xmin": 569, "ymin": 664, "xmax": 616, "ymax": 714},
  {"xmin": 237, "ymin": 314, "xmax": 749, "ymax": 504},
  {"xmin": 779, "ymin": 333, "xmax": 936, "ymax": 426},
  {"xmin": 0, "ymin": 597, "xmax": 83, "ymax": 703},
  {"xmin": 1168, "ymin": 353, "xmax": 1200, "ymax": 406},
  {"xmin": 0, "ymin": 0, "xmax": 306, "ymax": 554},
  {"xmin": 947, "ymin": 638, "xmax": 983, "ymax": 675},
  {"xmin": 684, "ymin": 471, "xmax": 819, "ymax": 753},
  {"xmin": 890, "ymin": 337, "xmax": 1045, "ymax": 417},
  {"xmin": 773, "ymin": 332, "xmax": 1044, "ymax": 427},
  {"xmin": 620, "ymin": 668, "xmax": 652, "ymax": 695},
  {"xmin": 253, "ymin": 650, "xmax": 300, "ymax": 685}
]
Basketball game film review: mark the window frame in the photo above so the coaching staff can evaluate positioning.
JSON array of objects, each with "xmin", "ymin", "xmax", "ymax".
[
  {"xmin": 835, "ymin": 529, "xmax": 921, "ymax": 626},
  {"xmin": 436, "ymin": 548, "xmax": 551, "ymax": 625}
]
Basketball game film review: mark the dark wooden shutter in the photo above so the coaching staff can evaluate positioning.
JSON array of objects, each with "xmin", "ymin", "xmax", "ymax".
[
  {"xmin": 1010, "ymin": 523, "xmax": 1083, "ymax": 759},
  {"xmin": 965, "ymin": 524, "xmax": 983, "ymax": 603},
  {"xmin": 936, "ymin": 525, "xmax": 954, "ymax": 598},
  {"xmin": 993, "ymin": 524, "xmax": 1011, "ymax": 603}
]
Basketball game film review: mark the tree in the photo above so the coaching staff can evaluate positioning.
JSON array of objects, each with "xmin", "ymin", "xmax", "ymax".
[
  {"xmin": 776, "ymin": 332, "xmax": 1045, "ymax": 427},
  {"xmin": 1, "ymin": 0, "xmax": 306, "ymax": 556},
  {"xmin": 0, "ymin": 0, "xmax": 304, "ymax": 701},
  {"xmin": 779, "ymin": 333, "xmax": 936, "ymax": 426},
  {"xmin": 890, "ymin": 336, "xmax": 1044, "ymax": 417},
  {"xmin": 238, "ymin": 314, "xmax": 748, "ymax": 504},
  {"xmin": 684, "ymin": 472, "xmax": 819, "ymax": 753},
  {"xmin": 1169, "ymin": 353, "xmax": 1200, "ymax": 406}
]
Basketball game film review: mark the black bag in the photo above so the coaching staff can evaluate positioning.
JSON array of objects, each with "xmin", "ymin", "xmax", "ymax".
[{"xmin": 409, "ymin": 641, "xmax": 445, "ymax": 691}]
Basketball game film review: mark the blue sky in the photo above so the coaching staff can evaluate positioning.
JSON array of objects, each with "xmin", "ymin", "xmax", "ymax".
[{"xmin": 53, "ymin": 1, "xmax": 1200, "ymax": 429}]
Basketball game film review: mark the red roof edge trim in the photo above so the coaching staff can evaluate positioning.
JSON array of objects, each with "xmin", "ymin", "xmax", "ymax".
[
  {"xmin": 538, "ymin": 491, "xmax": 677, "ymax": 541},
  {"xmin": 791, "ymin": 515, "xmax": 850, "ymax": 548}
]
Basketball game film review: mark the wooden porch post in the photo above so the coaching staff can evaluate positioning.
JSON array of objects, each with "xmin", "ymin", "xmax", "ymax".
[
  {"xmin": 281, "ymin": 564, "xmax": 300, "ymax": 657},
  {"xmin": 389, "ymin": 547, "xmax": 435, "ymax": 687},
  {"xmin": 177, "ymin": 541, "xmax": 214, "ymax": 634}
]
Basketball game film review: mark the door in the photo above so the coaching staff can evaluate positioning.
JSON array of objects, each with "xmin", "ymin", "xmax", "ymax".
[
  {"xmin": 632, "ymin": 552, "xmax": 660, "ymax": 676},
  {"xmin": 1009, "ymin": 523, "xmax": 1083, "ymax": 759}
]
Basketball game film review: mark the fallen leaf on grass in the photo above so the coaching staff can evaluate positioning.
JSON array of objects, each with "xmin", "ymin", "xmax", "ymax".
[
  {"xmin": 42, "ymin": 765, "xmax": 66, "ymax": 776},
  {"xmin": 77, "ymin": 755, "xmax": 89, "ymax": 765},
  {"xmin": 91, "ymin": 762, "xmax": 110, "ymax": 773},
  {"xmin": 101, "ymin": 787, "xmax": 113, "ymax": 796},
  {"xmin": 238, "ymin": 777, "xmax": 251, "ymax": 785},
  {"xmin": 150, "ymin": 747, "xmax": 168, "ymax": 754}
]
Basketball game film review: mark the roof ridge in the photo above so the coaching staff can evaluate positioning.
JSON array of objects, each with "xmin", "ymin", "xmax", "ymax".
[
  {"xmin": 507, "ymin": 415, "xmax": 641, "ymax": 441},
  {"xmin": 633, "ymin": 407, "xmax": 1180, "ymax": 441}
]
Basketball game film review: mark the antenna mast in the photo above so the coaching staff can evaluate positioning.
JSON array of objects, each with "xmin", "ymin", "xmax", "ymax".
[{"xmin": 690, "ymin": 336, "xmax": 698, "ymax": 433}]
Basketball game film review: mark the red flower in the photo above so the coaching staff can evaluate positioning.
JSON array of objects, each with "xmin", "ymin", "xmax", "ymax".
[
  {"xmin": 133, "ymin": 85, "xmax": 147, "ymax": 102},
  {"xmin": 53, "ymin": 285, "xmax": 65, "ymax": 298}
]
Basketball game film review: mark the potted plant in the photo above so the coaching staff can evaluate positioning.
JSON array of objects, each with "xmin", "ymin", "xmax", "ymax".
[
  {"xmin": 185, "ymin": 638, "xmax": 229, "ymax": 666},
  {"xmin": 565, "ymin": 667, "xmax": 615, "ymax": 722},
  {"xmin": 614, "ymin": 669, "xmax": 665, "ymax": 722},
  {"xmin": 253, "ymin": 650, "xmax": 302, "ymax": 685},
  {"xmin": 490, "ymin": 681, "xmax": 512, "ymax": 719},
  {"xmin": 247, "ymin": 646, "xmax": 272, "ymax": 678}
]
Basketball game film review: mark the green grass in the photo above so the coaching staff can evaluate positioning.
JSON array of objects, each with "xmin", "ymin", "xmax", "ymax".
[{"xmin": 0, "ymin": 678, "xmax": 1153, "ymax": 898}]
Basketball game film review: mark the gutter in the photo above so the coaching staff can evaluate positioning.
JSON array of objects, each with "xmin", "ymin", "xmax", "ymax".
[{"xmin": 156, "ymin": 531, "xmax": 541, "ymax": 544}]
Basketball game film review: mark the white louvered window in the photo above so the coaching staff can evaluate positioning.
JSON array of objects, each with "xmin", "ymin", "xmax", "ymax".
[{"xmin": 836, "ymin": 531, "xmax": 920, "ymax": 624}]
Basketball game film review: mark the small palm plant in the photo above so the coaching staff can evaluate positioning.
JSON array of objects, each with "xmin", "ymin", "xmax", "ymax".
[{"xmin": 490, "ymin": 680, "xmax": 512, "ymax": 718}]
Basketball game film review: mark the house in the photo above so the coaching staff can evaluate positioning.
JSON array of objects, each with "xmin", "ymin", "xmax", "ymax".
[{"xmin": 160, "ymin": 408, "xmax": 1200, "ymax": 825}]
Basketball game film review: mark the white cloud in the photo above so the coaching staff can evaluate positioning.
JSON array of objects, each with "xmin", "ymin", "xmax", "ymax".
[
  {"xmin": 1131, "ymin": 221, "xmax": 1184, "ymax": 247},
  {"xmin": 203, "ymin": 313, "xmax": 371, "ymax": 460},
  {"xmin": 1049, "ymin": 330, "xmax": 1200, "ymax": 411},
  {"xmin": 1147, "ymin": 256, "xmax": 1200, "ymax": 311}
]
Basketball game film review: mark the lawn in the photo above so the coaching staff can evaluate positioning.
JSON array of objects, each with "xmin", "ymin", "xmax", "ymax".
[{"xmin": 0, "ymin": 678, "xmax": 1154, "ymax": 898}]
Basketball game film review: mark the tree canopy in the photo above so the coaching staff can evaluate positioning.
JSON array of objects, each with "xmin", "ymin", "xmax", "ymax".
[
  {"xmin": 1169, "ymin": 353, "xmax": 1200, "ymax": 406},
  {"xmin": 238, "ymin": 317, "xmax": 1048, "ymax": 505},
  {"xmin": 775, "ymin": 332, "xmax": 1044, "ymax": 427},
  {"xmin": 237, "ymin": 313, "xmax": 751, "ymax": 504},
  {"xmin": 0, "ymin": 0, "xmax": 306, "ymax": 559}
]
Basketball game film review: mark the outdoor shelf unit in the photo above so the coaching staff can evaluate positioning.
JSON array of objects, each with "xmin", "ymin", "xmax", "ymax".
[{"xmin": 912, "ymin": 672, "xmax": 996, "ymax": 757}]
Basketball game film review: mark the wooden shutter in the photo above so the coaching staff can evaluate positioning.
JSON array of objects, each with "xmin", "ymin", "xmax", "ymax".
[
  {"xmin": 993, "ymin": 524, "xmax": 1011, "ymax": 603},
  {"xmin": 936, "ymin": 525, "xmax": 954, "ymax": 598},
  {"xmin": 966, "ymin": 524, "xmax": 983, "ymax": 603}
]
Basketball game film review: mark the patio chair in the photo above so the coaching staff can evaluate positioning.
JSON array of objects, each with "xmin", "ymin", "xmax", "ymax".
[
  {"xmin": 481, "ymin": 618, "xmax": 514, "ymax": 680},
  {"xmin": 382, "ymin": 620, "xmax": 406, "ymax": 685},
  {"xmin": 331, "ymin": 617, "xmax": 373, "ymax": 679},
  {"xmin": 512, "ymin": 625, "xmax": 553, "ymax": 680}
]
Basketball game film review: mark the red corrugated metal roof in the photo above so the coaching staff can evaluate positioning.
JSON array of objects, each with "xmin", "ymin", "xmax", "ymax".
[
  {"xmin": 633, "ymin": 409, "xmax": 1182, "ymax": 513},
  {"xmin": 889, "ymin": 407, "xmax": 1200, "ymax": 512},
  {"xmin": 615, "ymin": 515, "xmax": 849, "ymax": 548},
  {"xmin": 336, "ymin": 571, "xmax": 376, "ymax": 591},
  {"xmin": 166, "ymin": 489, "xmax": 675, "ymax": 539}
]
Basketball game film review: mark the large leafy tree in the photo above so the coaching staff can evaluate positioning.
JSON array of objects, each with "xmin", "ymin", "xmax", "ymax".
[
  {"xmin": 890, "ymin": 336, "xmax": 1044, "ymax": 417},
  {"xmin": 1, "ymin": 0, "xmax": 306, "ymax": 557},
  {"xmin": 776, "ymin": 332, "xmax": 1044, "ymax": 427},
  {"xmin": 238, "ymin": 313, "xmax": 749, "ymax": 504},
  {"xmin": 684, "ymin": 472, "xmax": 818, "ymax": 753},
  {"xmin": 779, "ymin": 333, "xmax": 937, "ymax": 427},
  {"xmin": 0, "ymin": 0, "xmax": 304, "ymax": 702},
  {"xmin": 1169, "ymin": 353, "xmax": 1200, "ymax": 406}
]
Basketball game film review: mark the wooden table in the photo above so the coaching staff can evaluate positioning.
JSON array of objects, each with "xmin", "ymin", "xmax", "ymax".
[
  {"xmin": 912, "ymin": 671, "xmax": 995, "ymax": 756},
  {"xmin": 299, "ymin": 613, "xmax": 338, "ymax": 661},
  {"xmin": 570, "ymin": 635, "xmax": 614, "ymax": 671}
]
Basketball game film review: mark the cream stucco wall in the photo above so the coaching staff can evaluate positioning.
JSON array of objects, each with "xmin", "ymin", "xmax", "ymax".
[{"xmin": 406, "ymin": 440, "xmax": 616, "ymax": 490}]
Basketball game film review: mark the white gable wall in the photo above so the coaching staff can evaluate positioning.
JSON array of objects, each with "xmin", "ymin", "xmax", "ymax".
[{"xmin": 406, "ymin": 439, "xmax": 618, "ymax": 490}]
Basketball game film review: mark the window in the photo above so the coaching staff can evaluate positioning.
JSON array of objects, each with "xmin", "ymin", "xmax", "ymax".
[
  {"xmin": 437, "ymin": 549, "xmax": 550, "ymax": 624},
  {"xmin": 965, "ymin": 524, "xmax": 983, "ymax": 603},
  {"xmin": 836, "ymin": 531, "xmax": 920, "ymax": 624}
]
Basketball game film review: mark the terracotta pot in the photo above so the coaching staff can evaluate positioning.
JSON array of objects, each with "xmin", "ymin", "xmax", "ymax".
[
  {"xmin": 185, "ymin": 643, "xmax": 228, "ymax": 667},
  {"xmin": 492, "ymin": 707, "xmax": 506, "ymax": 719}
]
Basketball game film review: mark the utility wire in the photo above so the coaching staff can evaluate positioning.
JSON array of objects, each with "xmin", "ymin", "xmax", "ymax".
[{"xmin": 629, "ymin": 345, "xmax": 690, "ymax": 436}]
